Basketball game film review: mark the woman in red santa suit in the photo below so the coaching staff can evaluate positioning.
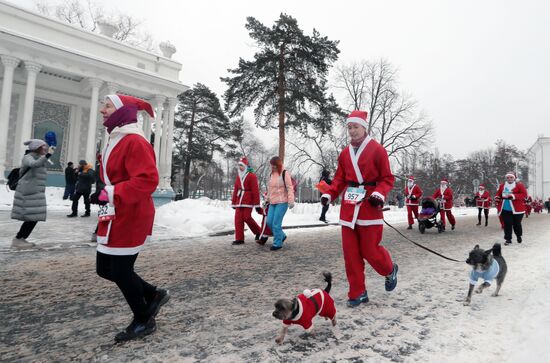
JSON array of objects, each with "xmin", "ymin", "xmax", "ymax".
[
  {"xmin": 320, "ymin": 110, "xmax": 398, "ymax": 308},
  {"xmin": 404, "ymin": 176, "xmax": 422, "ymax": 229},
  {"xmin": 495, "ymin": 171, "xmax": 527, "ymax": 245},
  {"xmin": 474, "ymin": 184, "xmax": 491, "ymax": 226},
  {"xmin": 93, "ymin": 94, "xmax": 169, "ymax": 342},
  {"xmin": 432, "ymin": 178, "xmax": 456, "ymax": 230},
  {"xmin": 231, "ymin": 157, "xmax": 263, "ymax": 245}
]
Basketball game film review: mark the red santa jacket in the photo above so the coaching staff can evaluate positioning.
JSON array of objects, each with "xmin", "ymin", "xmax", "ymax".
[
  {"xmin": 404, "ymin": 184, "xmax": 423, "ymax": 206},
  {"xmin": 475, "ymin": 190, "xmax": 492, "ymax": 209},
  {"xmin": 495, "ymin": 182, "xmax": 527, "ymax": 215},
  {"xmin": 432, "ymin": 187, "xmax": 454, "ymax": 210},
  {"xmin": 231, "ymin": 171, "xmax": 260, "ymax": 208},
  {"xmin": 322, "ymin": 137, "xmax": 394, "ymax": 229},
  {"xmin": 282, "ymin": 289, "xmax": 336, "ymax": 331},
  {"xmin": 97, "ymin": 128, "xmax": 158, "ymax": 255}
]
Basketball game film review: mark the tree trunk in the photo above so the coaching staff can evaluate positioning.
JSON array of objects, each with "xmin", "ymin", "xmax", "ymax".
[
  {"xmin": 183, "ymin": 106, "xmax": 196, "ymax": 199},
  {"xmin": 277, "ymin": 43, "xmax": 286, "ymax": 162}
]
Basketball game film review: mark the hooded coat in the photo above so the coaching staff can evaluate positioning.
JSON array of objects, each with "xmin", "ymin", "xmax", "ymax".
[{"xmin": 11, "ymin": 152, "xmax": 49, "ymax": 222}]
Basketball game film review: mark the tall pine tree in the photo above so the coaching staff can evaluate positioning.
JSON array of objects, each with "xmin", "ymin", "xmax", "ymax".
[
  {"xmin": 222, "ymin": 13, "xmax": 342, "ymax": 161},
  {"xmin": 173, "ymin": 83, "xmax": 232, "ymax": 198}
]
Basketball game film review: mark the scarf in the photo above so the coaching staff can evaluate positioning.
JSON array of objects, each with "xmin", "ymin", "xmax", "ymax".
[{"xmin": 103, "ymin": 104, "xmax": 138, "ymax": 134}]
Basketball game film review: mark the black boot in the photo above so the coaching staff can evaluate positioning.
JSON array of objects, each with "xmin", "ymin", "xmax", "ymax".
[
  {"xmin": 67, "ymin": 213, "xmax": 77, "ymax": 218},
  {"xmin": 148, "ymin": 288, "xmax": 170, "ymax": 318},
  {"xmin": 485, "ymin": 219, "xmax": 488, "ymax": 227},
  {"xmin": 81, "ymin": 212, "xmax": 90, "ymax": 218},
  {"xmin": 114, "ymin": 318, "xmax": 156, "ymax": 343},
  {"xmin": 232, "ymin": 240, "xmax": 244, "ymax": 245},
  {"xmin": 407, "ymin": 225, "xmax": 412, "ymax": 230}
]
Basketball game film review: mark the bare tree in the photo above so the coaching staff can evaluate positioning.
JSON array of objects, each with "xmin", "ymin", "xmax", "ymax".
[
  {"xmin": 334, "ymin": 59, "xmax": 433, "ymax": 160},
  {"xmin": 34, "ymin": 0, "xmax": 154, "ymax": 50}
]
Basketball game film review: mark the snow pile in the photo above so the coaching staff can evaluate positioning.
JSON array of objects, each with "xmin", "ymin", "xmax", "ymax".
[{"xmin": 155, "ymin": 197, "xmax": 484, "ymax": 238}]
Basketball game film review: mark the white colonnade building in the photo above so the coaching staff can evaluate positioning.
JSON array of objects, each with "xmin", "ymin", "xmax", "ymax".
[{"xmin": 0, "ymin": 1, "xmax": 187, "ymax": 195}]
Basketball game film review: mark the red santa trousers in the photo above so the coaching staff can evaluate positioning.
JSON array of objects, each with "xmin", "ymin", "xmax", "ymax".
[
  {"xmin": 406, "ymin": 205, "xmax": 419, "ymax": 226},
  {"xmin": 234, "ymin": 207, "xmax": 261, "ymax": 241},
  {"xmin": 439, "ymin": 210, "xmax": 456, "ymax": 227},
  {"xmin": 341, "ymin": 225, "xmax": 393, "ymax": 300}
]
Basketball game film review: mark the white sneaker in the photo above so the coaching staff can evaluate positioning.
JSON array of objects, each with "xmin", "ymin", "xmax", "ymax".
[{"xmin": 11, "ymin": 238, "xmax": 36, "ymax": 250}]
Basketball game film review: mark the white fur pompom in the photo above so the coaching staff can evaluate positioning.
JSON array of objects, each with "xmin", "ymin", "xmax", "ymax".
[{"xmin": 303, "ymin": 289, "xmax": 313, "ymax": 298}]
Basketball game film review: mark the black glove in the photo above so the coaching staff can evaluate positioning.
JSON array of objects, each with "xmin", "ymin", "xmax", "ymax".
[
  {"xmin": 410, "ymin": 195, "xmax": 417, "ymax": 200},
  {"xmin": 368, "ymin": 194, "xmax": 384, "ymax": 208},
  {"xmin": 256, "ymin": 207, "xmax": 263, "ymax": 214},
  {"xmin": 321, "ymin": 196, "xmax": 329, "ymax": 206},
  {"xmin": 90, "ymin": 191, "xmax": 107, "ymax": 205}
]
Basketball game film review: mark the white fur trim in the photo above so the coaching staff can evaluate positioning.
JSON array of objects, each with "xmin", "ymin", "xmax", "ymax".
[
  {"xmin": 96, "ymin": 243, "xmax": 143, "ymax": 255},
  {"xmin": 106, "ymin": 94, "xmax": 123, "ymax": 109},
  {"xmin": 505, "ymin": 173, "xmax": 516, "ymax": 178},
  {"xmin": 104, "ymin": 185, "xmax": 115, "ymax": 205},
  {"xmin": 509, "ymin": 193, "xmax": 515, "ymax": 200},
  {"xmin": 231, "ymin": 204, "xmax": 256, "ymax": 208},
  {"xmin": 346, "ymin": 117, "xmax": 369, "ymax": 129},
  {"xmin": 340, "ymin": 218, "xmax": 384, "ymax": 227},
  {"xmin": 321, "ymin": 193, "xmax": 332, "ymax": 203},
  {"xmin": 290, "ymin": 298, "xmax": 304, "ymax": 322},
  {"xmin": 371, "ymin": 191, "xmax": 385, "ymax": 202}
]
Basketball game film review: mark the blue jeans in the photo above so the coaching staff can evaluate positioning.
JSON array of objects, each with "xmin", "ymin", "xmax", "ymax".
[
  {"xmin": 63, "ymin": 184, "xmax": 75, "ymax": 200},
  {"xmin": 266, "ymin": 203, "xmax": 288, "ymax": 247}
]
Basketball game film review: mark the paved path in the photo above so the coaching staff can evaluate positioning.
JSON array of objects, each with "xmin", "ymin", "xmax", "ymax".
[{"xmin": 1, "ymin": 212, "xmax": 549, "ymax": 362}]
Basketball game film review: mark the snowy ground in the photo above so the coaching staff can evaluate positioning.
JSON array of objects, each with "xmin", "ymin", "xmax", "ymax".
[{"xmin": 1, "ymin": 203, "xmax": 549, "ymax": 362}]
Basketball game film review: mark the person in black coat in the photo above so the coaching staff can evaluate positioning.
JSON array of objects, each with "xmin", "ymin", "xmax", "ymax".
[
  {"xmin": 63, "ymin": 162, "xmax": 78, "ymax": 200},
  {"xmin": 67, "ymin": 160, "xmax": 95, "ymax": 218},
  {"xmin": 319, "ymin": 169, "xmax": 332, "ymax": 222},
  {"xmin": 89, "ymin": 158, "xmax": 106, "ymax": 242}
]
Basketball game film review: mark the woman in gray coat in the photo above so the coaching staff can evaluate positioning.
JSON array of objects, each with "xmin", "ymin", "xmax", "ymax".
[{"xmin": 11, "ymin": 139, "xmax": 55, "ymax": 249}]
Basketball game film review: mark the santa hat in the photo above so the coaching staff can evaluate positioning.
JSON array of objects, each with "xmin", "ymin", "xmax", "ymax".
[
  {"xmin": 105, "ymin": 94, "xmax": 155, "ymax": 117},
  {"xmin": 479, "ymin": 184, "xmax": 485, "ymax": 188},
  {"xmin": 346, "ymin": 110, "xmax": 369, "ymax": 129},
  {"xmin": 441, "ymin": 178, "xmax": 449, "ymax": 184},
  {"xmin": 408, "ymin": 176, "xmax": 415, "ymax": 181},
  {"xmin": 505, "ymin": 171, "xmax": 516, "ymax": 179},
  {"xmin": 238, "ymin": 157, "xmax": 249, "ymax": 167}
]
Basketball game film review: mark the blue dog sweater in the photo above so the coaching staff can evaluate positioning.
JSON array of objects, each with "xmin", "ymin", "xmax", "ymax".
[{"xmin": 470, "ymin": 259, "xmax": 500, "ymax": 285}]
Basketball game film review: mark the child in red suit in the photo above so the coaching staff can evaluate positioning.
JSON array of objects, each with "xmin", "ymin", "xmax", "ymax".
[{"xmin": 321, "ymin": 110, "xmax": 398, "ymax": 307}]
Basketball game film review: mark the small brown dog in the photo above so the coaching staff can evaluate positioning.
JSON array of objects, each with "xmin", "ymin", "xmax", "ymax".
[{"xmin": 272, "ymin": 272, "xmax": 337, "ymax": 344}]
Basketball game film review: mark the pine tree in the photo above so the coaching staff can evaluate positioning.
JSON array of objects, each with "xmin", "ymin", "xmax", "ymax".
[
  {"xmin": 173, "ymin": 83, "xmax": 232, "ymax": 198},
  {"xmin": 222, "ymin": 13, "xmax": 342, "ymax": 161}
]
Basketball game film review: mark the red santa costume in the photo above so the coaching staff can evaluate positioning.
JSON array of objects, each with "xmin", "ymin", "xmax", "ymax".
[
  {"xmin": 97, "ymin": 96, "xmax": 158, "ymax": 254},
  {"xmin": 495, "ymin": 172, "xmax": 527, "ymax": 244},
  {"xmin": 524, "ymin": 195, "xmax": 532, "ymax": 217},
  {"xmin": 282, "ymin": 289, "xmax": 336, "ymax": 331},
  {"xmin": 321, "ymin": 110, "xmax": 397, "ymax": 301},
  {"xmin": 95, "ymin": 94, "xmax": 167, "ymax": 340},
  {"xmin": 404, "ymin": 176, "xmax": 422, "ymax": 228},
  {"xmin": 231, "ymin": 157, "xmax": 262, "ymax": 243},
  {"xmin": 432, "ymin": 178, "xmax": 456, "ymax": 229},
  {"xmin": 474, "ymin": 185, "xmax": 491, "ymax": 226}
]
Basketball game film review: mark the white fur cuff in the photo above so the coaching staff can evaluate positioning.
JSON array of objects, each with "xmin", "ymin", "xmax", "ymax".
[
  {"xmin": 321, "ymin": 193, "xmax": 331, "ymax": 203},
  {"xmin": 104, "ymin": 185, "xmax": 115, "ymax": 205},
  {"xmin": 371, "ymin": 191, "xmax": 385, "ymax": 202}
]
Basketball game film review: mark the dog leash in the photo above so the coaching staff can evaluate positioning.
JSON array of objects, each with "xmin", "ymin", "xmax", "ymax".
[{"xmin": 380, "ymin": 209, "xmax": 463, "ymax": 263}]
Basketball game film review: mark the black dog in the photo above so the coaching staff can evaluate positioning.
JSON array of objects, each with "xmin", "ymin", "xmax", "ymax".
[{"xmin": 464, "ymin": 243, "xmax": 507, "ymax": 306}]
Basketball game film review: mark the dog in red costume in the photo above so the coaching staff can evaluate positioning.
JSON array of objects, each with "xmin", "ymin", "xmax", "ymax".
[{"xmin": 272, "ymin": 272, "xmax": 336, "ymax": 344}]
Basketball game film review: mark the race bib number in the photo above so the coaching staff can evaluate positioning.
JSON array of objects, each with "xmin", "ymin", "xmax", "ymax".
[
  {"xmin": 344, "ymin": 187, "xmax": 366, "ymax": 205},
  {"xmin": 98, "ymin": 204, "xmax": 116, "ymax": 222}
]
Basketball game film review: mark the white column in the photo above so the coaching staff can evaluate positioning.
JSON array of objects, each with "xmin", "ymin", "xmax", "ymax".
[
  {"xmin": 164, "ymin": 97, "xmax": 178, "ymax": 190},
  {"xmin": 85, "ymin": 78, "xmax": 103, "ymax": 165},
  {"xmin": 142, "ymin": 113, "xmax": 151, "ymax": 142},
  {"xmin": 15, "ymin": 61, "xmax": 42, "ymax": 163},
  {"xmin": 0, "ymin": 55, "xmax": 20, "ymax": 181},
  {"xmin": 152, "ymin": 95, "xmax": 165, "ymax": 168},
  {"xmin": 159, "ymin": 102, "xmax": 170, "ymax": 188}
]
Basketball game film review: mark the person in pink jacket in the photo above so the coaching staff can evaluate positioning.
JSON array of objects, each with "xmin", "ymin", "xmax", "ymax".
[{"xmin": 266, "ymin": 156, "xmax": 295, "ymax": 251}]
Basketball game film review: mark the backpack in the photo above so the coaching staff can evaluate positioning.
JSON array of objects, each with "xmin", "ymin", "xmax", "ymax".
[
  {"xmin": 282, "ymin": 170, "xmax": 298, "ymax": 194},
  {"xmin": 7, "ymin": 167, "xmax": 29, "ymax": 191}
]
